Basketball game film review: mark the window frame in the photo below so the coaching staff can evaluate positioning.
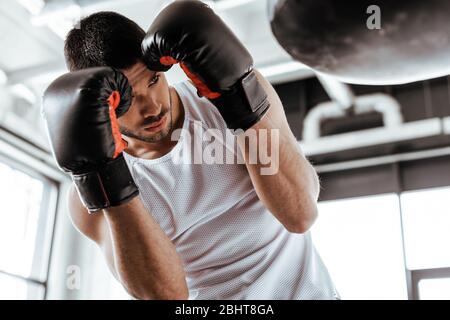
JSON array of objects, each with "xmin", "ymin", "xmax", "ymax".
[
  {"xmin": 317, "ymin": 158, "xmax": 450, "ymax": 300},
  {"xmin": 0, "ymin": 127, "xmax": 66, "ymax": 299},
  {"xmin": 411, "ymin": 268, "xmax": 450, "ymax": 300}
]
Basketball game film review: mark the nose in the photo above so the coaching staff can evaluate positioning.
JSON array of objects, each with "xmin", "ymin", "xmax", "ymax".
[{"xmin": 134, "ymin": 92, "xmax": 162, "ymax": 118}]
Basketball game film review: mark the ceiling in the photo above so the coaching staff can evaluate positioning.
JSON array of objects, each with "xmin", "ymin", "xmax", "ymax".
[
  {"xmin": 1, "ymin": 0, "xmax": 312, "ymax": 88},
  {"xmin": 0, "ymin": 0, "xmax": 313, "ymax": 150},
  {"xmin": 1, "ymin": 0, "xmax": 448, "ymax": 169}
]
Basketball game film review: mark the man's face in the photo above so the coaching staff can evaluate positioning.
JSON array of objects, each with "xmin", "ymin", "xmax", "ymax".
[{"xmin": 119, "ymin": 62, "xmax": 173, "ymax": 143}]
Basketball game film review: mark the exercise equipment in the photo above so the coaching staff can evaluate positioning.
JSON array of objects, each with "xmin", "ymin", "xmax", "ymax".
[{"xmin": 269, "ymin": 0, "xmax": 450, "ymax": 85}]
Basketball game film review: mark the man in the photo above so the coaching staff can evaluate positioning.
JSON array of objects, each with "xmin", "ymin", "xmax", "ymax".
[{"xmin": 43, "ymin": 1, "xmax": 338, "ymax": 300}]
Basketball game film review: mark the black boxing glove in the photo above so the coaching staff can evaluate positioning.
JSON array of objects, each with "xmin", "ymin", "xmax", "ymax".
[
  {"xmin": 42, "ymin": 67, "xmax": 139, "ymax": 213},
  {"xmin": 142, "ymin": 0, "xmax": 270, "ymax": 132}
]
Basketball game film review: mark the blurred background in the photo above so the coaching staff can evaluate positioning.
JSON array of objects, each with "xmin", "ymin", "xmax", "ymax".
[{"xmin": 1, "ymin": 0, "xmax": 450, "ymax": 300}]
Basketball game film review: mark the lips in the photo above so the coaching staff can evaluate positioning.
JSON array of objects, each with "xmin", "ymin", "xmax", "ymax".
[{"xmin": 144, "ymin": 115, "xmax": 167, "ymax": 132}]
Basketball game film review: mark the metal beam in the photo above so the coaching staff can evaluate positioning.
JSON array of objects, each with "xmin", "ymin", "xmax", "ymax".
[
  {"xmin": 313, "ymin": 145, "xmax": 450, "ymax": 174},
  {"xmin": 443, "ymin": 116, "xmax": 450, "ymax": 135},
  {"xmin": 6, "ymin": 60, "xmax": 66, "ymax": 85},
  {"xmin": 1, "ymin": 0, "xmax": 63, "ymax": 55},
  {"xmin": 301, "ymin": 118, "xmax": 443, "ymax": 156},
  {"xmin": 34, "ymin": 0, "xmax": 159, "ymax": 22},
  {"xmin": 316, "ymin": 73, "xmax": 355, "ymax": 110},
  {"xmin": 258, "ymin": 60, "xmax": 315, "ymax": 85},
  {"xmin": 0, "ymin": 126, "xmax": 68, "ymax": 182}
]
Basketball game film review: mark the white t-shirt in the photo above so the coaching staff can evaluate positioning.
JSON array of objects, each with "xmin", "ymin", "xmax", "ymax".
[{"xmin": 123, "ymin": 81, "xmax": 339, "ymax": 300}]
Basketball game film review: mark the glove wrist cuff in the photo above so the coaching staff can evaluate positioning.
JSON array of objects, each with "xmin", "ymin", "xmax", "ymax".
[
  {"xmin": 212, "ymin": 70, "xmax": 270, "ymax": 133},
  {"xmin": 72, "ymin": 155, "xmax": 139, "ymax": 213}
]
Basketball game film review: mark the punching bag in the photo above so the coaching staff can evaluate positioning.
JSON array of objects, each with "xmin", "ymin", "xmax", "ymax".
[{"xmin": 269, "ymin": 0, "xmax": 450, "ymax": 85}]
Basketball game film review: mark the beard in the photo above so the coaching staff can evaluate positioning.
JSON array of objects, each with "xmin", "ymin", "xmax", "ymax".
[{"xmin": 120, "ymin": 107, "xmax": 173, "ymax": 143}]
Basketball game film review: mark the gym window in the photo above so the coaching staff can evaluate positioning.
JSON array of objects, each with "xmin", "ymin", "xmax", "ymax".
[
  {"xmin": 311, "ymin": 186, "xmax": 450, "ymax": 300},
  {"xmin": 0, "ymin": 156, "xmax": 58, "ymax": 299},
  {"xmin": 277, "ymin": 73, "xmax": 450, "ymax": 300}
]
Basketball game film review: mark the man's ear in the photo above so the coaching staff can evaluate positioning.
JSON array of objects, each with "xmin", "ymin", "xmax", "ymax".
[{"xmin": 120, "ymin": 134, "xmax": 131, "ymax": 149}]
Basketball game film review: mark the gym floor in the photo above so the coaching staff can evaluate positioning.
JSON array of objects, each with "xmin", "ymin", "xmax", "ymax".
[{"xmin": 1, "ymin": 0, "xmax": 449, "ymax": 301}]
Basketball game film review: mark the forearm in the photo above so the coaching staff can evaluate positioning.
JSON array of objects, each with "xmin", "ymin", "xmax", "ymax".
[
  {"xmin": 237, "ymin": 70, "xmax": 320, "ymax": 233},
  {"xmin": 255, "ymin": 116, "xmax": 320, "ymax": 201},
  {"xmin": 238, "ymin": 121, "xmax": 319, "ymax": 232},
  {"xmin": 103, "ymin": 197, "xmax": 188, "ymax": 300}
]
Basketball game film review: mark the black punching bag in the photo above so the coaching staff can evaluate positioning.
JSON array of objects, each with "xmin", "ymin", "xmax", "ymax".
[{"xmin": 269, "ymin": 0, "xmax": 450, "ymax": 85}]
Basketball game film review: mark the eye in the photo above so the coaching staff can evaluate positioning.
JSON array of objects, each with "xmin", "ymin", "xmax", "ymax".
[{"xmin": 148, "ymin": 74, "xmax": 160, "ymax": 87}]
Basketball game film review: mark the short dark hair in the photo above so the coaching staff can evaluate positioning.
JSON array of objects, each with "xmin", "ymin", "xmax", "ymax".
[{"xmin": 64, "ymin": 11, "xmax": 146, "ymax": 71}]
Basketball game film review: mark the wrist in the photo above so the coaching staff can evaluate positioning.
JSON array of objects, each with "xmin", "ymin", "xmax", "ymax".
[
  {"xmin": 211, "ymin": 70, "xmax": 270, "ymax": 132},
  {"xmin": 72, "ymin": 155, "xmax": 139, "ymax": 213},
  {"xmin": 102, "ymin": 196, "xmax": 142, "ymax": 223}
]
